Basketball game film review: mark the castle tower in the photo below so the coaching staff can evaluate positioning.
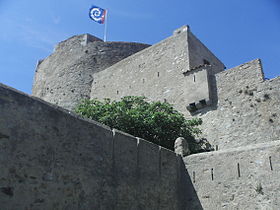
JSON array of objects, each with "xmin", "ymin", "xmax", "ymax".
[
  {"xmin": 32, "ymin": 34, "xmax": 150, "ymax": 110},
  {"xmin": 32, "ymin": 26, "xmax": 225, "ymax": 115},
  {"xmin": 91, "ymin": 26, "xmax": 225, "ymax": 116}
]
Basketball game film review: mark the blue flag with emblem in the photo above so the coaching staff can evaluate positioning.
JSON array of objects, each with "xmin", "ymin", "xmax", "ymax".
[{"xmin": 89, "ymin": 5, "xmax": 107, "ymax": 24}]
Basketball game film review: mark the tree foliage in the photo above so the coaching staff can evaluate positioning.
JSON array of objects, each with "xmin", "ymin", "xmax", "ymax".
[{"xmin": 75, "ymin": 96, "xmax": 203, "ymax": 152}]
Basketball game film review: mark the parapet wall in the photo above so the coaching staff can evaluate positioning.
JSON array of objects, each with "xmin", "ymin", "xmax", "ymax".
[
  {"xmin": 32, "ymin": 34, "xmax": 150, "ymax": 110},
  {"xmin": 184, "ymin": 140, "xmax": 280, "ymax": 209},
  {"xmin": 0, "ymin": 83, "xmax": 197, "ymax": 210},
  {"xmin": 199, "ymin": 59, "xmax": 280, "ymax": 149}
]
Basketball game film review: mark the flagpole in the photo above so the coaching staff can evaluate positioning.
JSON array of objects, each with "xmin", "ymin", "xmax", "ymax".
[{"xmin": 104, "ymin": 9, "xmax": 108, "ymax": 42}]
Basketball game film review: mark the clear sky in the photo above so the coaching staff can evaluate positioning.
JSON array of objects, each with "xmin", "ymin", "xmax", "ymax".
[{"xmin": 0, "ymin": 0, "xmax": 279, "ymax": 94}]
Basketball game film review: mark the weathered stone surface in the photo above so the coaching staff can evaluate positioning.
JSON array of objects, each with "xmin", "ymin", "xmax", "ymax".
[
  {"xmin": 32, "ymin": 34, "xmax": 150, "ymax": 110},
  {"xmin": 184, "ymin": 140, "xmax": 280, "ymax": 209},
  {"xmin": 32, "ymin": 26, "xmax": 280, "ymax": 153},
  {"xmin": 91, "ymin": 26, "xmax": 224, "ymax": 115},
  {"xmin": 137, "ymin": 138, "xmax": 160, "ymax": 210},
  {"xmin": 159, "ymin": 147, "xmax": 179, "ymax": 210},
  {"xmin": 113, "ymin": 129, "xmax": 138, "ymax": 210},
  {"xmin": 24, "ymin": 25, "xmax": 280, "ymax": 209},
  {"xmin": 0, "ymin": 83, "xmax": 115, "ymax": 209},
  {"xmin": 0, "ymin": 83, "xmax": 189, "ymax": 209},
  {"xmin": 198, "ymin": 59, "xmax": 280, "ymax": 149}
]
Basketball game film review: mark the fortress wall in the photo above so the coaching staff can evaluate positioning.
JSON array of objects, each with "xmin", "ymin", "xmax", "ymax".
[
  {"xmin": 0, "ymin": 83, "xmax": 194, "ymax": 209},
  {"xmin": 199, "ymin": 59, "xmax": 280, "ymax": 149},
  {"xmin": 183, "ymin": 140, "xmax": 280, "ymax": 209},
  {"xmin": 91, "ymin": 26, "xmax": 225, "ymax": 117},
  {"xmin": 91, "ymin": 28, "xmax": 191, "ymax": 115},
  {"xmin": 216, "ymin": 59, "xmax": 264, "ymax": 94},
  {"xmin": 32, "ymin": 34, "xmax": 150, "ymax": 111}
]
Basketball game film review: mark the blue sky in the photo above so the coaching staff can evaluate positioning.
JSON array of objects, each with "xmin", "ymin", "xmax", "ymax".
[{"xmin": 0, "ymin": 0, "xmax": 280, "ymax": 93}]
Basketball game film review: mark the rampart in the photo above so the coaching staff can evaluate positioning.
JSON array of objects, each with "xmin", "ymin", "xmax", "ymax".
[
  {"xmin": 184, "ymin": 140, "xmax": 280, "ymax": 209},
  {"xmin": 32, "ymin": 34, "xmax": 150, "ymax": 110},
  {"xmin": 0, "ymin": 83, "xmax": 203, "ymax": 209},
  {"xmin": 199, "ymin": 59, "xmax": 280, "ymax": 149}
]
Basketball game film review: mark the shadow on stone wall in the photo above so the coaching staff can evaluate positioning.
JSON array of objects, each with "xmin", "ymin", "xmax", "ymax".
[
  {"xmin": 0, "ymin": 83, "xmax": 204, "ymax": 209},
  {"xmin": 178, "ymin": 157, "xmax": 203, "ymax": 210}
]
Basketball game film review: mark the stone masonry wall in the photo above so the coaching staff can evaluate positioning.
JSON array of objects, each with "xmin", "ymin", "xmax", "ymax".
[
  {"xmin": 199, "ymin": 59, "xmax": 280, "ymax": 149},
  {"xmin": 91, "ymin": 28, "xmax": 190, "ymax": 113},
  {"xmin": 32, "ymin": 34, "xmax": 150, "ymax": 111},
  {"xmin": 184, "ymin": 140, "xmax": 280, "ymax": 209},
  {"xmin": 91, "ymin": 26, "xmax": 224, "ymax": 116},
  {"xmin": 0, "ymin": 83, "xmax": 198, "ymax": 210}
]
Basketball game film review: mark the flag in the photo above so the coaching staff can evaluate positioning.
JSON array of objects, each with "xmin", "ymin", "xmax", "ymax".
[{"xmin": 89, "ymin": 5, "xmax": 106, "ymax": 24}]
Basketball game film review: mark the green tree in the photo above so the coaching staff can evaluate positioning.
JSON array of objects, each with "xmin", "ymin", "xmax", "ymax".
[{"xmin": 75, "ymin": 96, "xmax": 203, "ymax": 153}]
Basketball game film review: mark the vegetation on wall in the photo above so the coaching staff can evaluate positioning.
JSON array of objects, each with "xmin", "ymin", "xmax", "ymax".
[{"xmin": 75, "ymin": 96, "xmax": 204, "ymax": 153}]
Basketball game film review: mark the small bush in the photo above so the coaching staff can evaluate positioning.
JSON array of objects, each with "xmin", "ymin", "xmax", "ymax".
[{"xmin": 75, "ymin": 96, "xmax": 204, "ymax": 153}]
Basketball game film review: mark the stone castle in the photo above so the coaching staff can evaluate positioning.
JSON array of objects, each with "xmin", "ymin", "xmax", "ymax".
[{"xmin": 0, "ymin": 25, "xmax": 279, "ymax": 209}]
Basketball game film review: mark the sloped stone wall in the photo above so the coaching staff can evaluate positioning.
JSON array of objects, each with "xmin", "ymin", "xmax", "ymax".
[{"xmin": 0, "ymin": 83, "xmax": 197, "ymax": 210}]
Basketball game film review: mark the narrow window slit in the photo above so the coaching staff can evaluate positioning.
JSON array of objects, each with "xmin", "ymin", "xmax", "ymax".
[
  {"xmin": 193, "ymin": 171, "xmax": 196, "ymax": 183},
  {"xmin": 157, "ymin": 72, "xmax": 160, "ymax": 77},
  {"xmin": 211, "ymin": 168, "xmax": 214, "ymax": 181},
  {"xmin": 237, "ymin": 163, "xmax": 241, "ymax": 177},
  {"xmin": 215, "ymin": 145, "xmax": 218, "ymax": 151},
  {"xmin": 269, "ymin": 156, "xmax": 273, "ymax": 171},
  {"xmin": 193, "ymin": 75, "xmax": 196, "ymax": 82}
]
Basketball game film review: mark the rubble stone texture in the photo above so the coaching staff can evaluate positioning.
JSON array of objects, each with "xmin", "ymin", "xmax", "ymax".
[{"xmin": 32, "ymin": 34, "xmax": 150, "ymax": 110}]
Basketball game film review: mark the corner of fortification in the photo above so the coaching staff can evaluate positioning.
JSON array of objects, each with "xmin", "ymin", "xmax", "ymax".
[
  {"xmin": 54, "ymin": 33, "xmax": 103, "ymax": 52},
  {"xmin": 173, "ymin": 25, "xmax": 190, "ymax": 35},
  {"xmin": 81, "ymin": 33, "xmax": 103, "ymax": 46}
]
